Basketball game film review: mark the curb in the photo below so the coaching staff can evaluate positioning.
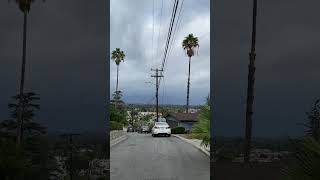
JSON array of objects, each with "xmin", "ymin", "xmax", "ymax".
[
  {"xmin": 173, "ymin": 134, "xmax": 210, "ymax": 157},
  {"xmin": 110, "ymin": 134, "xmax": 128, "ymax": 148}
]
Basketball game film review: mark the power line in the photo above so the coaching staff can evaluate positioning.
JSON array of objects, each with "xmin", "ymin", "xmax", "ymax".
[
  {"xmin": 151, "ymin": 0, "xmax": 155, "ymax": 67},
  {"xmin": 161, "ymin": 73, "xmax": 168, "ymax": 105},
  {"xmin": 161, "ymin": 74, "xmax": 165, "ymax": 105},
  {"xmin": 141, "ymin": 95, "xmax": 155, "ymax": 105},
  {"xmin": 199, "ymin": 31, "xmax": 210, "ymax": 39},
  {"xmin": 158, "ymin": 0, "xmax": 184, "ymax": 87},
  {"xmin": 155, "ymin": 0, "xmax": 164, "ymax": 67},
  {"xmin": 162, "ymin": 0, "xmax": 185, "ymax": 73},
  {"xmin": 147, "ymin": 96, "xmax": 156, "ymax": 104},
  {"xmin": 160, "ymin": 0, "xmax": 179, "ymax": 71},
  {"xmin": 148, "ymin": 0, "xmax": 181, "ymax": 110}
]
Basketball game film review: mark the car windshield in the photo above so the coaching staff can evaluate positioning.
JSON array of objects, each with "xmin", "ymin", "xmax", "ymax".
[{"xmin": 155, "ymin": 122, "xmax": 167, "ymax": 126}]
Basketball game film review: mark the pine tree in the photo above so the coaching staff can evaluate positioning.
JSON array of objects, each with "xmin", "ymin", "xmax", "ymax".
[{"xmin": 305, "ymin": 99, "xmax": 320, "ymax": 141}]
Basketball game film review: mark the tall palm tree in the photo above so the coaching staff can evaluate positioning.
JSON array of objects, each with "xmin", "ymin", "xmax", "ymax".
[
  {"xmin": 182, "ymin": 34, "xmax": 199, "ymax": 113},
  {"xmin": 11, "ymin": 0, "xmax": 44, "ymax": 146},
  {"xmin": 244, "ymin": 0, "xmax": 258, "ymax": 163},
  {"xmin": 111, "ymin": 48, "xmax": 125, "ymax": 92}
]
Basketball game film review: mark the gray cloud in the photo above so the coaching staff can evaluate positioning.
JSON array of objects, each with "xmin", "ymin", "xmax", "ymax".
[
  {"xmin": 0, "ymin": 0, "xmax": 107, "ymax": 132},
  {"xmin": 213, "ymin": 0, "xmax": 320, "ymax": 137},
  {"xmin": 110, "ymin": 0, "xmax": 210, "ymax": 105}
]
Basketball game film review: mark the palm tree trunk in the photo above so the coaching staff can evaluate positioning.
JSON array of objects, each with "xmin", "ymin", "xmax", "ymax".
[
  {"xmin": 16, "ymin": 12, "xmax": 28, "ymax": 147},
  {"xmin": 244, "ymin": 0, "xmax": 258, "ymax": 164},
  {"xmin": 116, "ymin": 65, "xmax": 119, "ymax": 92},
  {"xmin": 186, "ymin": 57, "xmax": 191, "ymax": 113}
]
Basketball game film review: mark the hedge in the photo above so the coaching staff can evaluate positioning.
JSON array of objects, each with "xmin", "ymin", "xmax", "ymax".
[
  {"xmin": 171, "ymin": 127, "xmax": 186, "ymax": 134},
  {"xmin": 110, "ymin": 121, "xmax": 123, "ymax": 130}
]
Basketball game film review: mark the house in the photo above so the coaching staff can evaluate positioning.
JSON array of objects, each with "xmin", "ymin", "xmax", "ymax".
[
  {"xmin": 139, "ymin": 112, "xmax": 162, "ymax": 117},
  {"xmin": 188, "ymin": 108, "xmax": 201, "ymax": 113},
  {"xmin": 152, "ymin": 117, "xmax": 166, "ymax": 123},
  {"xmin": 126, "ymin": 111, "xmax": 162, "ymax": 121},
  {"xmin": 164, "ymin": 112, "xmax": 199, "ymax": 131}
]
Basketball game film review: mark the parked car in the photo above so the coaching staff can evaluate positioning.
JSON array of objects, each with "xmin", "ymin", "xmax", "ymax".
[
  {"xmin": 152, "ymin": 122, "xmax": 171, "ymax": 137},
  {"xmin": 141, "ymin": 126, "xmax": 150, "ymax": 133},
  {"xmin": 127, "ymin": 126, "xmax": 134, "ymax": 132},
  {"xmin": 137, "ymin": 127, "xmax": 142, "ymax": 133}
]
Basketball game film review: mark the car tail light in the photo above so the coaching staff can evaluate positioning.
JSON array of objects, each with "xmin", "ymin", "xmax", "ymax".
[
  {"xmin": 154, "ymin": 126, "xmax": 159, "ymax": 129},
  {"xmin": 166, "ymin": 126, "xmax": 170, "ymax": 129}
]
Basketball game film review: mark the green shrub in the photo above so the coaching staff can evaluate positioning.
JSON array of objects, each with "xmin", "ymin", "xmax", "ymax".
[
  {"xmin": 171, "ymin": 127, "xmax": 186, "ymax": 134},
  {"xmin": 110, "ymin": 121, "xmax": 123, "ymax": 130},
  {"xmin": 283, "ymin": 137, "xmax": 320, "ymax": 180},
  {"xmin": 192, "ymin": 105, "xmax": 210, "ymax": 147},
  {"xmin": 110, "ymin": 104, "xmax": 127, "ymax": 125}
]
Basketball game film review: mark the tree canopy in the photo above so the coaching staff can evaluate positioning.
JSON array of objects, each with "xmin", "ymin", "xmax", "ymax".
[{"xmin": 182, "ymin": 34, "xmax": 199, "ymax": 58}]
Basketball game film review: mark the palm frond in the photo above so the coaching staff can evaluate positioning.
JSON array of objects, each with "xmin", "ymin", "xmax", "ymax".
[
  {"xmin": 192, "ymin": 105, "xmax": 210, "ymax": 147},
  {"xmin": 182, "ymin": 34, "xmax": 199, "ymax": 58},
  {"xmin": 111, "ymin": 48, "xmax": 125, "ymax": 65},
  {"xmin": 283, "ymin": 137, "xmax": 320, "ymax": 180}
]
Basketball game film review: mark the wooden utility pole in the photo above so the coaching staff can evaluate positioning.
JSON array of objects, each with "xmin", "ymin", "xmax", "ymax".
[
  {"xmin": 151, "ymin": 68, "xmax": 163, "ymax": 122},
  {"xmin": 244, "ymin": 0, "xmax": 258, "ymax": 164},
  {"xmin": 60, "ymin": 133, "xmax": 80, "ymax": 180}
]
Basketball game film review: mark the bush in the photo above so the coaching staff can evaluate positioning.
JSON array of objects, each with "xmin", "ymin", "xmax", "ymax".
[
  {"xmin": 283, "ymin": 137, "xmax": 320, "ymax": 180},
  {"xmin": 0, "ymin": 140, "xmax": 26, "ymax": 179},
  {"xmin": 110, "ymin": 121, "xmax": 123, "ymax": 130},
  {"xmin": 110, "ymin": 105, "xmax": 127, "ymax": 126},
  {"xmin": 192, "ymin": 105, "xmax": 210, "ymax": 147},
  {"xmin": 171, "ymin": 127, "xmax": 186, "ymax": 134}
]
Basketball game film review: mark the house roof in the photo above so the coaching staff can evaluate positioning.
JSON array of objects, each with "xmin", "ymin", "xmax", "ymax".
[{"xmin": 165, "ymin": 112, "xmax": 199, "ymax": 122}]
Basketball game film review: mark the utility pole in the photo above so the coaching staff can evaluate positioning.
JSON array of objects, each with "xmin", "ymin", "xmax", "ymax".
[
  {"xmin": 151, "ymin": 68, "xmax": 163, "ymax": 122},
  {"xmin": 60, "ymin": 133, "xmax": 80, "ymax": 180}
]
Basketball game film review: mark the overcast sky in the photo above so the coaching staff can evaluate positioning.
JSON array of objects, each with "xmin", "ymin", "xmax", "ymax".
[
  {"xmin": 110, "ymin": 0, "xmax": 210, "ymax": 105},
  {"xmin": 2, "ymin": 0, "xmax": 317, "ymax": 138},
  {"xmin": 0, "ymin": 0, "xmax": 107, "ymax": 133},
  {"xmin": 213, "ymin": 0, "xmax": 320, "ymax": 137}
]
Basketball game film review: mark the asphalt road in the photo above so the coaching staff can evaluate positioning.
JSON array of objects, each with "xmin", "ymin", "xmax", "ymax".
[{"xmin": 110, "ymin": 133, "xmax": 210, "ymax": 180}]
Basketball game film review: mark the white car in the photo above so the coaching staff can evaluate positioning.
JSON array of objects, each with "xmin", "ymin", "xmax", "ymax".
[{"xmin": 152, "ymin": 122, "xmax": 171, "ymax": 137}]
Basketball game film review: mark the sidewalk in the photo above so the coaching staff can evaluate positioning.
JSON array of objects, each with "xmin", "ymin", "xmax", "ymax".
[{"xmin": 173, "ymin": 134, "xmax": 210, "ymax": 156}]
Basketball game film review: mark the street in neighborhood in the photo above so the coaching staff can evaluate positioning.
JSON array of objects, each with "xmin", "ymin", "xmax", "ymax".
[
  {"xmin": 110, "ymin": 0, "xmax": 210, "ymax": 179},
  {"xmin": 111, "ymin": 133, "xmax": 210, "ymax": 180}
]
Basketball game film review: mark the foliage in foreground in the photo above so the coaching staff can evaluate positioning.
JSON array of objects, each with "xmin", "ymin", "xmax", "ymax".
[
  {"xmin": 192, "ymin": 105, "xmax": 210, "ymax": 147},
  {"xmin": 282, "ymin": 99, "xmax": 320, "ymax": 180},
  {"xmin": 0, "ymin": 92, "xmax": 58, "ymax": 179},
  {"xmin": 0, "ymin": 140, "xmax": 26, "ymax": 179},
  {"xmin": 0, "ymin": 138, "xmax": 58, "ymax": 180},
  {"xmin": 283, "ymin": 137, "xmax": 320, "ymax": 180},
  {"xmin": 110, "ymin": 121, "xmax": 123, "ymax": 130},
  {"xmin": 110, "ymin": 90, "xmax": 127, "ymax": 130},
  {"xmin": 109, "ymin": 104, "xmax": 127, "ymax": 128},
  {"xmin": 304, "ymin": 99, "xmax": 320, "ymax": 141}
]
